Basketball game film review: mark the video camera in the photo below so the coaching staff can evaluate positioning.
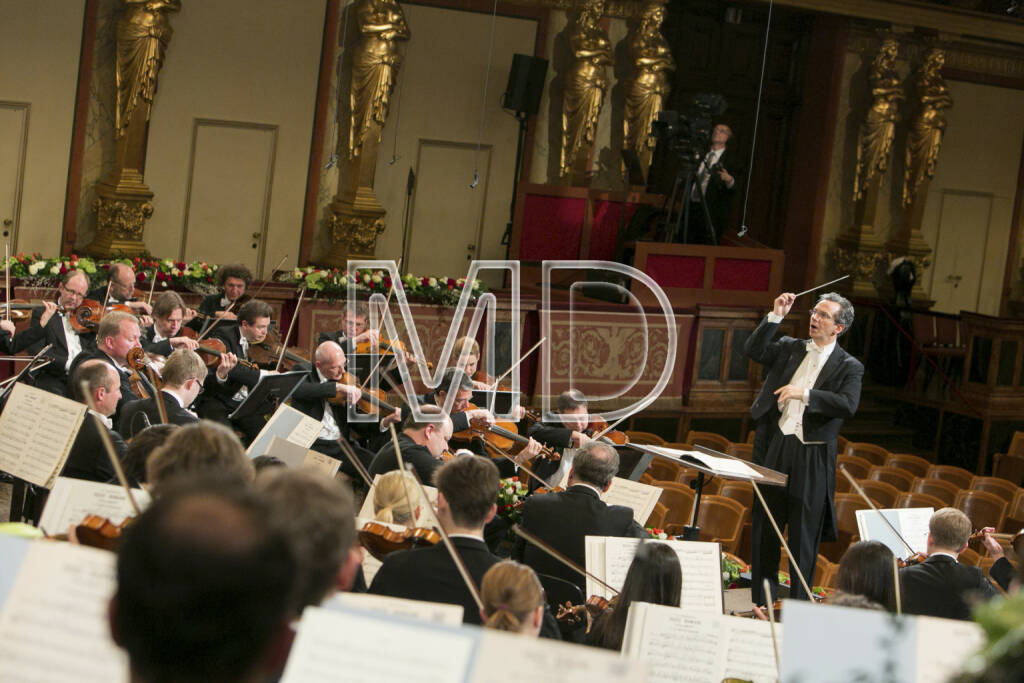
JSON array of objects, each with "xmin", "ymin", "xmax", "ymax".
[{"xmin": 650, "ymin": 93, "xmax": 728, "ymax": 173}]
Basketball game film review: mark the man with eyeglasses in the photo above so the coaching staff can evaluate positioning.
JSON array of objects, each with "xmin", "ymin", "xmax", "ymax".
[
  {"xmin": 120, "ymin": 349, "xmax": 211, "ymax": 437},
  {"xmin": 746, "ymin": 291, "xmax": 864, "ymax": 607},
  {"xmin": 16, "ymin": 270, "xmax": 95, "ymax": 397}
]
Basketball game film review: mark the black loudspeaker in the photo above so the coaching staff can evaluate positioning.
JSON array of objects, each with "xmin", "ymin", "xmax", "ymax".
[{"xmin": 502, "ymin": 54, "xmax": 548, "ymax": 115}]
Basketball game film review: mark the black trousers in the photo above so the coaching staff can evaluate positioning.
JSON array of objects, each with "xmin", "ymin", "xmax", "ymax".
[
  {"xmin": 750, "ymin": 432, "xmax": 829, "ymax": 604},
  {"xmin": 197, "ymin": 398, "xmax": 267, "ymax": 447}
]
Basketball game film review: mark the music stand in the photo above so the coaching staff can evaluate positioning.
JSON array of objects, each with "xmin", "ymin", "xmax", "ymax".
[
  {"xmin": 471, "ymin": 389, "xmax": 520, "ymax": 416},
  {"xmin": 228, "ymin": 370, "xmax": 308, "ymax": 422},
  {"xmin": 345, "ymin": 353, "xmax": 400, "ymax": 392}
]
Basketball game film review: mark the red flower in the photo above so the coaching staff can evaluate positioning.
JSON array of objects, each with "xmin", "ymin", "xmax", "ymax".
[
  {"xmin": 176, "ymin": 262, "xmax": 185, "ymax": 270},
  {"xmin": 59, "ymin": 265, "xmax": 67, "ymax": 274},
  {"xmin": 447, "ymin": 278, "xmax": 456, "ymax": 287},
  {"xmin": 383, "ymin": 276, "xmax": 392, "ymax": 288},
  {"xmin": 421, "ymin": 277, "xmax": 429, "ymax": 286},
  {"xmin": 136, "ymin": 272, "xmax": 145, "ymax": 282},
  {"xmin": 71, "ymin": 254, "xmax": 78, "ymax": 260},
  {"xmin": 206, "ymin": 276, "xmax": 213, "ymax": 283}
]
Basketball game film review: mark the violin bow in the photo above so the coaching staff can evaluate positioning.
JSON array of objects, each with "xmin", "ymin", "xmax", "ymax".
[
  {"xmin": 486, "ymin": 337, "xmax": 546, "ymax": 392},
  {"xmin": 335, "ymin": 432, "xmax": 375, "ymax": 490},
  {"xmin": 389, "ymin": 423, "xmax": 484, "ymax": 611},
  {"xmin": 892, "ymin": 556, "xmax": 903, "ymax": 616},
  {"xmin": 251, "ymin": 254, "xmax": 289, "ymax": 300},
  {"xmin": 762, "ymin": 578, "xmax": 781, "ymax": 676},
  {"xmin": 477, "ymin": 438, "xmax": 556, "ymax": 491},
  {"xmin": 196, "ymin": 300, "xmax": 236, "ymax": 342},
  {"xmin": 79, "ymin": 380, "xmax": 141, "ymax": 516},
  {"xmin": 511, "ymin": 524, "xmax": 620, "ymax": 596},
  {"xmin": 838, "ymin": 465, "xmax": 918, "ymax": 560},
  {"xmin": 4, "ymin": 242, "xmax": 10, "ymax": 323},
  {"xmin": 146, "ymin": 265, "xmax": 158, "ymax": 305},
  {"xmin": 275, "ymin": 287, "xmax": 305, "ymax": 372},
  {"xmin": 749, "ymin": 477, "xmax": 815, "ymax": 602},
  {"xmin": 102, "ymin": 280, "xmax": 112, "ymax": 310}
]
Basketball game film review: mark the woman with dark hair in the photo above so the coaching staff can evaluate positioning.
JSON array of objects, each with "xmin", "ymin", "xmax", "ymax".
[
  {"xmin": 834, "ymin": 540, "xmax": 897, "ymax": 612},
  {"xmin": 587, "ymin": 541, "xmax": 681, "ymax": 650}
]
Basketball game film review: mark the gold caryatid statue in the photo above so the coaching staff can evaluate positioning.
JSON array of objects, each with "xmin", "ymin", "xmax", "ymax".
[
  {"xmin": 348, "ymin": 0, "xmax": 410, "ymax": 159},
  {"xmin": 903, "ymin": 48, "xmax": 952, "ymax": 207},
  {"xmin": 115, "ymin": 0, "xmax": 181, "ymax": 138},
  {"xmin": 854, "ymin": 37, "xmax": 903, "ymax": 201},
  {"xmin": 560, "ymin": 0, "xmax": 612, "ymax": 178},
  {"xmin": 624, "ymin": 1, "xmax": 674, "ymax": 176}
]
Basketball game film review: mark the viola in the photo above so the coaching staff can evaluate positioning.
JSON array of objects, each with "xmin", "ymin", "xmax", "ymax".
[
  {"xmin": 585, "ymin": 416, "xmax": 630, "ymax": 445},
  {"xmin": 74, "ymin": 514, "xmax": 132, "ymax": 552},
  {"xmin": 358, "ymin": 521, "xmax": 440, "ymax": 562}
]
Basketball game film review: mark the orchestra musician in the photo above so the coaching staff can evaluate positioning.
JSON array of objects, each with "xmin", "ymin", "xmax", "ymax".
[
  {"xmin": 145, "ymin": 421, "xmax": 255, "ymax": 497},
  {"xmin": 480, "ymin": 560, "xmax": 546, "ymax": 637},
  {"xmin": 68, "ymin": 310, "xmax": 144, "ymax": 431},
  {"xmin": 368, "ymin": 404, "xmax": 454, "ymax": 483},
  {"xmin": 141, "ymin": 292, "xmax": 199, "ymax": 357},
  {"xmin": 371, "ymin": 469, "xmax": 424, "ymax": 526},
  {"xmin": 527, "ymin": 389, "xmax": 593, "ymax": 487},
  {"xmin": 746, "ymin": 291, "xmax": 863, "ymax": 605},
  {"xmin": 195, "ymin": 299, "xmax": 272, "ymax": 444},
  {"xmin": 189, "ymin": 262, "xmax": 252, "ymax": 332},
  {"xmin": 120, "ymin": 349, "xmax": 210, "ymax": 437},
  {"xmin": 88, "ymin": 262, "xmax": 153, "ymax": 317},
  {"xmin": 62, "ymin": 359, "xmax": 128, "ymax": 484},
  {"xmin": 833, "ymin": 540, "xmax": 897, "ymax": 612},
  {"xmin": 318, "ymin": 299, "xmax": 378, "ymax": 352}
]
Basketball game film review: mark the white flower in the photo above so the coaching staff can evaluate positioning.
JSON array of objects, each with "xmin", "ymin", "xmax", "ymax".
[
  {"xmin": 293, "ymin": 268, "xmax": 303, "ymax": 279},
  {"xmin": 472, "ymin": 280, "xmax": 480, "ymax": 290},
  {"xmin": 28, "ymin": 262, "xmax": 44, "ymax": 275},
  {"xmin": 49, "ymin": 264, "xmax": 60, "ymax": 275},
  {"xmin": 171, "ymin": 268, "xmax": 181, "ymax": 276},
  {"xmin": 339, "ymin": 275, "xmax": 348, "ymax": 286},
  {"xmin": 427, "ymin": 277, "xmax": 437, "ymax": 287},
  {"xmin": 371, "ymin": 273, "xmax": 382, "ymax": 284},
  {"xmin": 362, "ymin": 273, "xmax": 371, "ymax": 284}
]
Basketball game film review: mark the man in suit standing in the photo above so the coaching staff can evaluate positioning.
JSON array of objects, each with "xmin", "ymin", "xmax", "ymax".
[
  {"xmin": 18, "ymin": 270, "xmax": 94, "ymax": 397},
  {"xmin": 685, "ymin": 123, "xmax": 738, "ymax": 244},
  {"xmin": 747, "ymin": 291, "xmax": 863, "ymax": 604},
  {"xmin": 120, "ymin": 349, "xmax": 214, "ymax": 437},
  {"xmin": 901, "ymin": 508, "xmax": 1001, "ymax": 620},
  {"xmin": 518, "ymin": 441, "xmax": 648, "ymax": 590}
]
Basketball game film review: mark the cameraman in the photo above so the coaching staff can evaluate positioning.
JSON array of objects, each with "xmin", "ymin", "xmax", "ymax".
[{"xmin": 687, "ymin": 122, "xmax": 736, "ymax": 243}]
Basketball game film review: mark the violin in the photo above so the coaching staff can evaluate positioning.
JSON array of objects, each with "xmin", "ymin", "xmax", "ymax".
[
  {"xmin": 355, "ymin": 337, "xmax": 433, "ymax": 369},
  {"xmin": 358, "ymin": 521, "xmax": 440, "ymax": 562},
  {"xmin": 4, "ymin": 300, "xmax": 70, "ymax": 322},
  {"xmin": 555, "ymin": 594, "xmax": 613, "ymax": 626},
  {"xmin": 74, "ymin": 514, "xmax": 132, "ymax": 552},
  {"xmin": 585, "ymin": 416, "xmax": 630, "ymax": 445},
  {"xmin": 453, "ymin": 410, "xmax": 561, "ymax": 461},
  {"xmin": 333, "ymin": 370, "xmax": 400, "ymax": 418},
  {"xmin": 193, "ymin": 336, "xmax": 258, "ymax": 370},
  {"xmin": 251, "ymin": 335, "xmax": 309, "ymax": 370}
]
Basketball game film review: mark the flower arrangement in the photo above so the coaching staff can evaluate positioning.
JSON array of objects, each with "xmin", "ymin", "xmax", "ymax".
[
  {"xmin": 280, "ymin": 266, "xmax": 485, "ymax": 305},
  {"xmin": 496, "ymin": 476, "xmax": 529, "ymax": 525},
  {"xmin": 722, "ymin": 555, "xmax": 745, "ymax": 589},
  {"xmin": 646, "ymin": 527, "xmax": 670, "ymax": 540}
]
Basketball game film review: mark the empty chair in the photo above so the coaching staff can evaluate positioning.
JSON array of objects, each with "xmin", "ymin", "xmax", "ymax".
[
  {"xmin": 895, "ymin": 491, "xmax": 946, "ymax": 509},
  {"xmin": 858, "ymin": 479, "xmax": 901, "ymax": 508},
  {"xmin": 867, "ymin": 466, "xmax": 916, "ymax": 492},
  {"xmin": 647, "ymin": 458, "xmax": 681, "ymax": 482},
  {"xmin": 911, "ymin": 478, "xmax": 960, "ymax": 507},
  {"xmin": 992, "ymin": 451, "xmax": 1024, "ymax": 487},
  {"xmin": 835, "ymin": 475, "xmax": 852, "ymax": 493},
  {"xmin": 837, "ymin": 435, "xmax": 849, "ymax": 454},
  {"xmin": 845, "ymin": 442, "xmax": 889, "ymax": 468},
  {"xmin": 815, "ymin": 554, "xmax": 838, "ymax": 589},
  {"xmin": 646, "ymin": 502, "xmax": 668, "ymax": 529},
  {"xmin": 639, "ymin": 472, "xmax": 656, "ymax": 485},
  {"xmin": 717, "ymin": 480, "xmax": 753, "ymax": 510},
  {"xmin": 837, "ymin": 454, "xmax": 872, "ymax": 480},
  {"xmin": 694, "ymin": 495, "xmax": 746, "ymax": 554},
  {"xmin": 726, "ymin": 442, "xmax": 753, "ymax": 461},
  {"xmin": 745, "ymin": 431, "xmax": 756, "ymax": 444},
  {"xmin": 819, "ymin": 493, "xmax": 873, "ymax": 563},
  {"xmin": 970, "ymin": 476, "xmax": 1020, "ymax": 504},
  {"xmin": 955, "ymin": 489, "xmax": 1008, "ymax": 533},
  {"xmin": 927, "ymin": 465, "xmax": 975, "ymax": 490},
  {"xmin": 886, "ymin": 453, "xmax": 931, "ymax": 478},
  {"xmin": 652, "ymin": 481, "xmax": 695, "ymax": 528},
  {"xmin": 625, "ymin": 431, "xmax": 667, "ymax": 446},
  {"xmin": 1002, "ymin": 490, "xmax": 1024, "ymax": 533},
  {"xmin": 686, "ymin": 431, "xmax": 731, "ymax": 453}
]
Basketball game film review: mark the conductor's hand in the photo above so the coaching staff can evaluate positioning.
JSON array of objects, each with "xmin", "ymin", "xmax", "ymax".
[
  {"xmin": 773, "ymin": 384, "xmax": 804, "ymax": 404},
  {"xmin": 773, "ymin": 292, "xmax": 795, "ymax": 317}
]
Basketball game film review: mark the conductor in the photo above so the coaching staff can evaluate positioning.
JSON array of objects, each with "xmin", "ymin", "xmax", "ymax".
[{"xmin": 746, "ymin": 291, "xmax": 863, "ymax": 604}]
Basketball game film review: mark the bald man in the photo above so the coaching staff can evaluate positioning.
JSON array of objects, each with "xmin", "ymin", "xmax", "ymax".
[
  {"xmin": 289, "ymin": 341, "xmax": 399, "ymax": 482},
  {"xmin": 63, "ymin": 359, "xmax": 128, "ymax": 483},
  {"xmin": 88, "ymin": 262, "xmax": 153, "ymax": 316}
]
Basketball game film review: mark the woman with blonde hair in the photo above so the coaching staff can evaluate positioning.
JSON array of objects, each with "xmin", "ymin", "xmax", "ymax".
[
  {"xmin": 371, "ymin": 470, "xmax": 422, "ymax": 526},
  {"xmin": 479, "ymin": 560, "xmax": 545, "ymax": 636}
]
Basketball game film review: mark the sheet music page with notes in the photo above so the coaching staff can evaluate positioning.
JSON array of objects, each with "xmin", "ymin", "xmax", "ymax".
[
  {"xmin": 601, "ymin": 477, "xmax": 663, "ymax": 525},
  {"xmin": 325, "ymin": 592, "xmax": 464, "ymax": 626},
  {"xmin": 0, "ymin": 539, "xmax": 127, "ymax": 682},
  {"xmin": 0, "ymin": 481, "xmax": 11, "ymax": 523},
  {"xmin": 282, "ymin": 605, "xmax": 477, "ymax": 683},
  {"xmin": 246, "ymin": 404, "xmax": 322, "ymax": 457},
  {"xmin": 471, "ymin": 627, "xmax": 648, "ymax": 683},
  {"xmin": 855, "ymin": 507, "xmax": 933, "ymax": 556},
  {"xmin": 586, "ymin": 536, "xmax": 723, "ymax": 613},
  {"xmin": 39, "ymin": 477, "xmax": 151, "ymax": 534},
  {"xmin": 0, "ymin": 383, "xmax": 86, "ymax": 488},
  {"xmin": 719, "ymin": 615, "xmax": 782, "ymax": 683},
  {"xmin": 303, "ymin": 448, "xmax": 341, "ymax": 477}
]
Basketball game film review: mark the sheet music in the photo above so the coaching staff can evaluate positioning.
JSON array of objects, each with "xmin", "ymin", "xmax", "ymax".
[
  {"xmin": 471, "ymin": 627, "xmax": 648, "ymax": 683},
  {"xmin": 0, "ymin": 383, "xmax": 86, "ymax": 488},
  {"xmin": 601, "ymin": 477, "xmax": 663, "ymax": 524},
  {"xmin": 282, "ymin": 605, "xmax": 477, "ymax": 683},
  {"xmin": 0, "ymin": 481, "xmax": 11, "ymax": 523},
  {"xmin": 914, "ymin": 616, "xmax": 983, "ymax": 683},
  {"xmin": 246, "ymin": 404, "xmax": 322, "ymax": 458},
  {"xmin": 622, "ymin": 603, "xmax": 780, "ymax": 683},
  {"xmin": 645, "ymin": 445, "xmax": 762, "ymax": 478},
  {"xmin": 39, "ymin": 477, "xmax": 150, "ymax": 534},
  {"xmin": 0, "ymin": 539, "xmax": 127, "ymax": 682},
  {"xmin": 855, "ymin": 507, "xmax": 933, "ymax": 556},
  {"xmin": 303, "ymin": 448, "xmax": 341, "ymax": 477},
  {"xmin": 325, "ymin": 592, "xmax": 464, "ymax": 625},
  {"xmin": 357, "ymin": 474, "xmax": 438, "ymax": 520},
  {"xmin": 587, "ymin": 536, "xmax": 723, "ymax": 613}
]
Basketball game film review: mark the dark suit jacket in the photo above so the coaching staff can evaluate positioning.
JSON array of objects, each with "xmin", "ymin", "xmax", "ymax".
[
  {"xmin": 62, "ymin": 414, "xmax": 128, "ymax": 483},
  {"xmin": 518, "ymin": 485, "xmax": 647, "ymax": 589},
  {"xmin": 745, "ymin": 317, "xmax": 864, "ymax": 541},
  {"xmin": 288, "ymin": 363, "xmax": 378, "ymax": 445},
  {"xmin": 368, "ymin": 432, "xmax": 442, "ymax": 484},
  {"xmin": 693, "ymin": 148, "xmax": 739, "ymax": 236},
  {"xmin": 68, "ymin": 348, "xmax": 141, "ymax": 432},
  {"xmin": 140, "ymin": 324, "xmax": 174, "ymax": 357},
  {"xmin": 901, "ymin": 554, "xmax": 1000, "ymax": 620},
  {"xmin": 198, "ymin": 326, "xmax": 261, "ymax": 413},
  {"xmin": 317, "ymin": 330, "xmax": 356, "ymax": 354},
  {"xmin": 120, "ymin": 390, "xmax": 198, "ymax": 437},
  {"xmin": 527, "ymin": 422, "xmax": 575, "ymax": 484},
  {"xmin": 990, "ymin": 557, "xmax": 1016, "ymax": 592},
  {"xmin": 187, "ymin": 293, "xmax": 238, "ymax": 334},
  {"xmin": 16, "ymin": 308, "xmax": 95, "ymax": 396}
]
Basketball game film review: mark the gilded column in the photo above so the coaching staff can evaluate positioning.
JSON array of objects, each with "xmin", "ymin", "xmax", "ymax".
[
  {"xmin": 560, "ymin": 0, "xmax": 612, "ymax": 184},
  {"xmin": 324, "ymin": 0, "xmax": 409, "ymax": 267},
  {"xmin": 888, "ymin": 47, "xmax": 951, "ymax": 301},
  {"xmin": 832, "ymin": 35, "xmax": 903, "ymax": 298},
  {"xmin": 88, "ymin": 0, "xmax": 180, "ymax": 257},
  {"xmin": 623, "ymin": 2, "xmax": 674, "ymax": 182}
]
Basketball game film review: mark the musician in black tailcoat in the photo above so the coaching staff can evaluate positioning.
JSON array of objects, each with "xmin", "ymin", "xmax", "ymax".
[
  {"xmin": 188, "ymin": 262, "xmax": 252, "ymax": 334},
  {"xmin": 120, "ymin": 349, "xmax": 209, "ymax": 437},
  {"xmin": 68, "ymin": 311, "xmax": 143, "ymax": 432},
  {"xmin": 747, "ymin": 291, "xmax": 863, "ymax": 604},
  {"xmin": 141, "ymin": 292, "xmax": 199, "ymax": 357}
]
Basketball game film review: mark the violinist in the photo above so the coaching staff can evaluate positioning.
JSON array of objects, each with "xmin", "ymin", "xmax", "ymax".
[
  {"xmin": 63, "ymin": 360, "xmax": 128, "ymax": 484},
  {"xmin": 832, "ymin": 540, "xmax": 897, "ymax": 612},
  {"xmin": 141, "ymin": 292, "xmax": 199, "ymax": 356},
  {"xmin": 453, "ymin": 336, "xmax": 489, "ymax": 390},
  {"xmin": 587, "ymin": 542, "xmax": 681, "ymax": 650},
  {"xmin": 145, "ymin": 421, "xmax": 255, "ymax": 497},
  {"xmin": 17, "ymin": 269, "xmax": 93, "ymax": 397},
  {"xmin": 68, "ymin": 310, "xmax": 143, "ymax": 430},
  {"xmin": 88, "ymin": 262, "xmax": 153, "ymax": 318},
  {"xmin": 257, "ymin": 468, "xmax": 363, "ymax": 611},
  {"xmin": 120, "ymin": 349, "xmax": 209, "ymax": 437},
  {"xmin": 189, "ymin": 262, "xmax": 252, "ymax": 332},
  {"xmin": 372, "ymin": 470, "xmax": 424, "ymax": 527},
  {"xmin": 319, "ymin": 300, "xmax": 418, "ymax": 390},
  {"xmin": 517, "ymin": 442, "xmax": 647, "ymax": 591},
  {"xmin": 196, "ymin": 299, "xmax": 272, "ymax": 445},
  {"xmin": 526, "ymin": 389, "xmax": 593, "ymax": 487},
  {"xmin": 978, "ymin": 526, "xmax": 1019, "ymax": 592},
  {"xmin": 368, "ymin": 404, "xmax": 454, "ymax": 484},
  {"xmin": 480, "ymin": 560, "xmax": 545, "ymax": 637},
  {"xmin": 288, "ymin": 340, "xmax": 398, "ymax": 483}
]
